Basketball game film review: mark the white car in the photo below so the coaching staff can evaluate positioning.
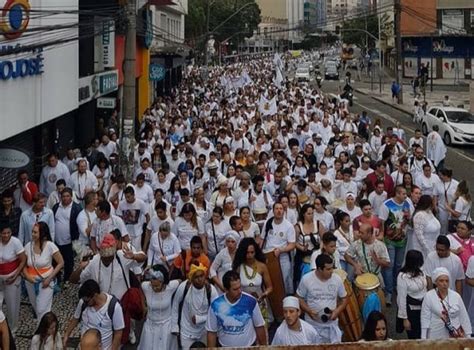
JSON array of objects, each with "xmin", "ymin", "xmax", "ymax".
[
  {"xmin": 295, "ymin": 67, "xmax": 311, "ymax": 81},
  {"xmin": 421, "ymin": 106, "xmax": 474, "ymax": 145}
]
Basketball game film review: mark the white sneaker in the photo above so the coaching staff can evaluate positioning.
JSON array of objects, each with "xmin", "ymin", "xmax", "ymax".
[{"xmin": 129, "ymin": 329, "xmax": 136, "ymax": 345}]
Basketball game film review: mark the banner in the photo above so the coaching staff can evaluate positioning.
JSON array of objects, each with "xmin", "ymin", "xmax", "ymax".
[{"xmin": 258, "ymin": 95, "xmax": 277, "ymax": 116}]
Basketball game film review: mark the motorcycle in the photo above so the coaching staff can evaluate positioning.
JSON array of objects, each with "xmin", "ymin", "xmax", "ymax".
[{"xmin": 341, "ymin": 84, "xmax": 354, "ymax": 106}]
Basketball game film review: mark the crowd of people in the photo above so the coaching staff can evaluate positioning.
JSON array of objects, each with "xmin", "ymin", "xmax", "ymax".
[{"xmin": 0, "ymin": 51, "xmax": 473, "ymax": 349}]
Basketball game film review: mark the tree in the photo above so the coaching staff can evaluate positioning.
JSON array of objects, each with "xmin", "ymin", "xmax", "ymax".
[
  {"xmin": 341, "ymin": 14, "xmax": 392, "ymax": 49},
  {"xmin": 185, "ymin": 0, "xmax": 261, "ymax": 52}
]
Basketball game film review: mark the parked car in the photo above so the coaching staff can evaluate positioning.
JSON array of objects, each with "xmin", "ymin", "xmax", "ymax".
[
  {"xmin": 324, "ymin": 65, "xmax": 339, "ymax": 80},
  {"xmin": 421, "ymin": 106, "xmax": 474, "ymax": 145},
  {"xmin": 295, "ymin": 67, "xmax": 311, "ymax": 81}
]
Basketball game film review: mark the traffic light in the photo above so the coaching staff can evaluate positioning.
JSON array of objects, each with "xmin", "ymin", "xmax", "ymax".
[{"xmin": 335, "ymin": 25, "xmax": 340, "ymax": 35}]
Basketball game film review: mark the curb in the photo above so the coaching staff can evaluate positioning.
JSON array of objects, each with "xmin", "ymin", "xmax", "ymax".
[{"xmin": 354, "ymin": 88, "xmax": 414, "ymax": 116}]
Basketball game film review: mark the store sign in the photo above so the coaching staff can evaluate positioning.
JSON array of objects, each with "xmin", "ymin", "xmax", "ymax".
[
  {"xmin": 97, "ymin": 97, "xmax": 116, "ymax": 109},
  {"xmin": 79, "ymin": 70, "xmax": 119, "ymax": 105},
  {"xmin": 0, "ymin": 148, "xmax": 30, "ymax": 168},
  {"xmin": 0, "ymin": 0, "xmax": 45, "ymax": 81},
  {"xmin": 402, "ymin": 36, "xmax": 474, "ymax": 58},
  {"xmin": 149, "ymin": 63, "xmax": 166, "ymax": 81},
  {"xmin": 102, "ymin": 20, "xmax": 115, "ymax": 67}
]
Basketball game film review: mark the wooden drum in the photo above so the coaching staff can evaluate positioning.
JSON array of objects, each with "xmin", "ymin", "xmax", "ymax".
[
  {"xmin": 265, "ymin": 251, "xmax": 285, "ymax": 322},
  {"xmin": 334, "ymin": 269, "xmax": 363, "ymax": 342},
  {"xmin": 354, "ymin": 273, "xmax": 385, "ymax": 313}
]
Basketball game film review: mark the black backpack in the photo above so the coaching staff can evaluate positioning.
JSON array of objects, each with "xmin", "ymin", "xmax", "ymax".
[{"xmin": 79, "ymin": 295, "xmax": 119, "ymax": 331}]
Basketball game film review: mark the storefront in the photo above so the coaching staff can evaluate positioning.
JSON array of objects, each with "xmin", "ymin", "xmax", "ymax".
[
  {"xmin": 0, "ymin": 0, "xmax": 79, "ymax": 190},
  {"xmin": 402, "ymin": 36, "xmax": 474, "ymax": 79}
]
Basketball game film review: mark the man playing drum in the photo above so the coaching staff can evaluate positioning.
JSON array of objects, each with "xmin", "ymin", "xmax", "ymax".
[
  {"xmin": 296, "ymin": 254, "xmax": 348, "ymax": 344},
  {"xmin": 344, "ymin": 224, "xmax": 390, "ymax": 280}
]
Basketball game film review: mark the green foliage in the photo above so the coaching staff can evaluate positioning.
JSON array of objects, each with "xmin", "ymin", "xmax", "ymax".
[
  {"xmin": 341, "ymin": 14, "xmax": 392, "ymax": 48},
  {"xmin": 185, "ymin": 0, "xmax": 261, "ymax": 47}
]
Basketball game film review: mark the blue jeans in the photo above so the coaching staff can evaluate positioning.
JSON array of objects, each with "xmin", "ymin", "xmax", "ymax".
[{"xmin": 382, "ymin": 243, "xmax": 406, "ymax": 295}]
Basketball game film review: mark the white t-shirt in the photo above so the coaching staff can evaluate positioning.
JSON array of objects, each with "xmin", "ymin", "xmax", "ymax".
[
  {"xmin": 76, "ymin": 209, "xmax": 97, "ymax": 245},
  {"xmin": 296, "ymin": 272, "xmax": 347, "ymax": 327},
  {"xmin": 80, "ymin": 250, "xmax": 141, "ymax": 300},
  {"xmin": 261, "ymin": 218, "xmax": 296, "ymax": 253},
  {"xmin": 146, "ymin": 216, "xmax": 174, "ymax": 234},
  {"xmin": 171, "ymin": 216, "xmax": 205, "ymax": 250},
  {"xmin": 116, "ymin": 199, "xmax": 148, "ymax": 238},
  {"xmin": 90, "ymin": 215, "xmax": 128, "ymax": 246},
  {"xmin": 424, "ymin": 251, "xmax": 465, "ymax": 291},
  {"xmin": 272, "ymin": 319, "xmax": 320, "ymax": 345},
  {"xmin": 147, "ymin": 232, "xmax": 181, "ymax": 267},
  {"xmin": 74, "ymin": 294, "xmax": 125, "ymax": 350},
  {"xmin": 0, "ymin": 236, "xmax": 24, "ymax": 277},
  {"xmin": 25, "ymin": 241, "xmax": 59, "ymax": 278},
  {"xmin": 206, "ymin": 292, "xmax": 265, "ymax": 347}
]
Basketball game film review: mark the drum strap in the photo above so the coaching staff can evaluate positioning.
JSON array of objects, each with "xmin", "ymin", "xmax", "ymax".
[
  {"xmin": 361, "ymin": 242, "xmax": 379, "ymax": 274},
  {"xmin": 211, "ymin": 221, "xmax": 218, "ymax": 255}
]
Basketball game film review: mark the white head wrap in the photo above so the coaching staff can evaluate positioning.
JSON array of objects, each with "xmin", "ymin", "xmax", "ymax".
[
  {"xmin": 432, "ymin": 267, "xmax": 450, "ymax": 282},
  {"xmin": 283, "ymin": 296, "xmax": 300, "ymax": 310}
]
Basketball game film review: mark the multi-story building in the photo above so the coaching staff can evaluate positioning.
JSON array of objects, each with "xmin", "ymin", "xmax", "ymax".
[
  {"xmin": 150, "ymin": 0, "xmax": 188, "ymax": 98},
  {"xmin": 304, "ymin": 0, "xmax": 327, "ymax": 28},
  {"xmin": 400, "ymin": 0, "xmax": 474, "ymax": 79}
]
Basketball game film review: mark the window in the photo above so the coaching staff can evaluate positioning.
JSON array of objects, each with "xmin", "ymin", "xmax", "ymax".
[{"xmin": 160, "ymin": 14, "xmax": 166, "ymax": 31}]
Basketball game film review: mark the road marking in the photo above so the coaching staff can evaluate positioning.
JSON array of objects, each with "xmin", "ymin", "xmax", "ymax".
[{"xmin": 354, "ymin": 101, "xmax": 474, "ymax": 164}]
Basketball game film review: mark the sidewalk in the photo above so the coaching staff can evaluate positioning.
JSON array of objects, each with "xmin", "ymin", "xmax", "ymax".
[{"xmin": 354, "ymin": 81, "xmax": 471, "ymax": 116}]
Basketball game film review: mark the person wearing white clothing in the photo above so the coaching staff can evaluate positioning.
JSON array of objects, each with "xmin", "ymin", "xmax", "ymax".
[
  {"xmin": 296, "ymin": 254, "xmax": 348, "ymax": 344},
  {"xmin": 415, "ymin": 163, "xmax": 441, "ymax": 196},
  {"xmin": 446, "ymin": 180, "xmax": 472, "ymax": 227},
  {"xmin": 0, "ymin": 223, "xmax": 26, "ymax": 333},
  {"xmin": 63, "ymin": 279, "xmax": 125, "ymax": 350},
  {"xmin": 116, "ymin": 187, "xmax": 149, "ymax": 251},
  {"xmin": 426, "ymin": 126, "xmax": 447, "ymax": 170},
  {"xmin": 411, "ymin": 195, "xmax": 441, "ymax": 260},
  {"xmin": 138, "ymin": 266, "xmax": 179, "ymax": 350},
  {"xmin": 146, "ymin": 222, "xmax": 181, "ymax": 269},
  {"xmin": 206, "ymin": 270, "xmax": 266, "ymax": 348},
  {"xmin": 39, "ymin": 154, "xmax": 71, "ymax": 197},
  {"xmin": 421, "ymin": 267, "xmax": 471, "ymax": 339},
  {"xmin": 172, "ymin": 264, "xmax": 219, "ymax": 349},
  {"xmin": 76, "ymin": 192, "xmax": 98, "ymax": 246},
  {"xmin": 434, "ymin": 169, "xmax": 458, "ymax": 235},
  {"xmin": 210, "ymin": 231, "xmax": 239, "ymax": 293},
  {"xmin": 70, "ymin": 160, "xmax": 98, "ymax": 203},
  {"xmin": 424, "ymin": 235, "xmax": 464, "ymax": 295},
  {"xmin": 367, "ymin": 181, "xmax": 387, "ymax": 217},
  {"xmin": 396, "ymin": 250, "xmax": 427, "ymax": 339},
  {"xmin": 271, "ymin": 296, "xmax": 319, "ymax": 345},
  {"xmin": 89, "ymin": 201, "xmax": 129, "ymax": 253},
  {"xmin": 23, "ymin": 222, "xmax": 64, "ymax": 322},
  {"xmin": 261, "ymin": 203, "xmax": 296, "ymax": 295}
]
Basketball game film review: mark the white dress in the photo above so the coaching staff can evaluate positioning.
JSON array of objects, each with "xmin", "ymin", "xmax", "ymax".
[{"xmin": 138, "ymin": 280, "xmax": 180, "ymax": 350}]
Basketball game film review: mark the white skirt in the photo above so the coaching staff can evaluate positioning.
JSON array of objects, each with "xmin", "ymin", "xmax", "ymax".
[{"xmin": 138, "ymin": 317, "xmax": 178, "ymax": 350}]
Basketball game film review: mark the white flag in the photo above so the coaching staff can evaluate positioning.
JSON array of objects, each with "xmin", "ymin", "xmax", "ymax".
[{"xmin": 259, "ymin": 95, "xmax": 277, "ymax": 116}]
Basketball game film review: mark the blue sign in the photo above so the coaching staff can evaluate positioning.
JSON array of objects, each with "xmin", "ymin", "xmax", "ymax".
[
  {"xmin": 99, "ymin": 73, "xmax": 118, "ymax": 94},
  {"xmin": 402, "ymin": 36, "xmax": 474, "ymax": 58},
  {"xmin": 149, "ymin": 63, "xmax": 166, "ymax": 82},
  {"xmin": 0, "ymin": 47, "xmax": 44, "ymax": 81}
]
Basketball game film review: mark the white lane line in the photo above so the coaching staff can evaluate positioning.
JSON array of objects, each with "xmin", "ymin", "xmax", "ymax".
[{"xmin": 354, "ymin": 101, "xmax": 474, "ymax": 164}]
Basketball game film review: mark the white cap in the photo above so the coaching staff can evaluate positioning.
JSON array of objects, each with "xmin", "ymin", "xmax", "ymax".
[
  {"xmin": 225, "ymin": 230, "xmax": 240, "ymax": 243},
  {"xmin": 283, "ymin": 296, "xmax": 300, "ymax": 310},
  {"xmin": 432, "ymin": 267, "xmax": 450, "ymax": 282}
]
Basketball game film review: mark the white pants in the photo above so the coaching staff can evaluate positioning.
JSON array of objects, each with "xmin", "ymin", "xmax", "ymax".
[
  {"xmin": 438, "ymin": 208, "xmax": 449, "ymax": 235},
  {"xmin": 311, "ymin": 322, "xmax": 342, "ymax": 344},
  {"xmin": 180, "ymin": 333, "xmax": 206, "ymax": 350},
  {"xmin": 0, "ymin": 274, "xmax": 21, "ymax": 332},
  {"xmin": 280, "ymin": 254, "xmax": 293, "ymax": 295},
  {"xmin": 25, "ymin": 279, "xmax": 54, "ymax": 322}
]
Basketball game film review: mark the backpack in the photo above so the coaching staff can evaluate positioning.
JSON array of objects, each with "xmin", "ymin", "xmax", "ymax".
[{"xmin": 79, "ymin": 295, "xmax": 118, "ymax": 330}]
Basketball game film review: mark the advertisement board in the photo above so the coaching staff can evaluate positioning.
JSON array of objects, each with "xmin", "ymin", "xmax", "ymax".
[{"xmin": 0, "ymin": 0, "xmax": 79, "ymax": 141}]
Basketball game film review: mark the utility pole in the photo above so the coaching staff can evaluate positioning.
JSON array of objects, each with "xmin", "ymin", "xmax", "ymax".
[
  {"xmin": 204, "ymin": 0, "xmax": 211, "ymax": 67},
  {"xmin": 121, "ymin": 0, "xmax": 137, "ymax": 183},
  {"xmin": 394, "ymin": 0, "xmax": 403, "ymax": 103}
]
